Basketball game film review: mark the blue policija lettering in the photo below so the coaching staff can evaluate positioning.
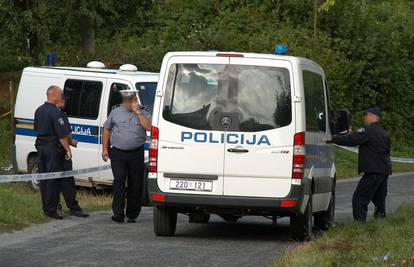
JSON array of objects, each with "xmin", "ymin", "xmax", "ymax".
[{"xmin": 180, "ymin": 132, "xmax": 271, "ymax": 145}]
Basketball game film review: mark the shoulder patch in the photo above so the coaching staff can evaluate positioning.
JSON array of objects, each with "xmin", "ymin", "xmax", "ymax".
[
  {"xmin": 357, "ymin": 127, "xmax": 365, "ymax": 133},
  {"xmin": 58, "ymin": 117, "xmax": 65, "ymax": 126}
]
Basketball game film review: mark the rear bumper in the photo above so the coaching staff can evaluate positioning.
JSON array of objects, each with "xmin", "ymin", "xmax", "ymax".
[
  {"xmin": 10, "ymin": 144, "xmax": 18, "ymax": 172},
  {"xmin": 148, "ymin": 179, "xmax": 310, "ymax": 215}
]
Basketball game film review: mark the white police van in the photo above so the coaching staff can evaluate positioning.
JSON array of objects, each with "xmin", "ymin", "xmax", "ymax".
[
  {"xmin": 148, "ymin": 49, "xmax": 350, "ymax": 240},
  {"xmin": 11, "ymin": 62, "xmax": 159, "ymax": 190}
]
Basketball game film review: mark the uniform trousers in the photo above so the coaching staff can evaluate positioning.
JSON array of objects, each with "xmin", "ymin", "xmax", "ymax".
[
  {"xmin": 353, "ymin": 172, "xmax": 389, "ymax": 222},
  {"xmin": 109, "ymin": 146, "xmax": 144, "ymax": 219}
]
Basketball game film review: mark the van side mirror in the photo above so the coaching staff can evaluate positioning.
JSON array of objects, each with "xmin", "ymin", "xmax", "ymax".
[{"xmin": 334, "ymin": 110, "xmax": 351, "ymax": 135}]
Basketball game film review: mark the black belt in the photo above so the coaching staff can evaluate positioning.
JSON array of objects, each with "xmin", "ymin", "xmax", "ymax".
[{"xmin": 111, "ymin": 146, "xmax": 143, "ymax": 153}]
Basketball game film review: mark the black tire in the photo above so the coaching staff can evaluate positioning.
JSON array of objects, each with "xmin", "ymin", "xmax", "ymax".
[
  {"xmin": 220, "ymin": 214, "xmax": 240, "ymax": 223},
  {"xmin": 153, "ymin": 206, "xmax": 177, "ymax": 236},
  {"xmin": 189, "ymin": 212, "xmax": 210, "ymax": 223},
  {"xmin": 27, "ymin": 156, "xmax": 40, "ymax": 192},
  {"xmin": 314, "ymin": 188, "xmax": 335, "ymax": 231},
  {"xmin": 290, "ymin": 195, "xmax": 313, "ymax": 241}
]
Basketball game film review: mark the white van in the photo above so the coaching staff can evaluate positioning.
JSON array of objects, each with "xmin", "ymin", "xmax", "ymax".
[
  {"xmin": 148, "ymin": 51, "xmax": 350, "ymax": 240},
  {"xmin": 11, "ymin": 63, "xmax": 159, "ymax": 190}
]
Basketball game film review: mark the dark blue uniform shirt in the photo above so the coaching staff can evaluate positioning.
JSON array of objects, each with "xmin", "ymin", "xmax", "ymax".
[
  {"xmin": 332, "ymin": 122, "xmax": 392, "ymax": 174},
  {"xmin": 60, "ymin": 109, "xmax": 72, "ymax": 134},
  {"xmin": 34, "ymin": 102, "xmax": 71, "ymax": 145}
]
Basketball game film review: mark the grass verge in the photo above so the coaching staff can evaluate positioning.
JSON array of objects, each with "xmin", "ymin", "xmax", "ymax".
[
  {"xmin": 335, "ymin": 147, "xmax": 414, "ymax": 179},
  {"xmin": 0, "ymin": 182, "xmax": 112, "ymax": 233},
  {"xmin": 274, "ymin": 204, "xmax": 414, "ymax": 267}
]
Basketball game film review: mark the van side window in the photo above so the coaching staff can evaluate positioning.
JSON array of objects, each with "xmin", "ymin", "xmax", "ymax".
[
  {"xmin": 64, "ymin": 79, "xmax": 103, "ymax": 119},
  {"xmin": 303, "ymin": 71, "xmax": 326, "ymax": 132},
  {"xmin": 325, "ymin": 79, "xmax": 333, "ymax": 133},
  {"xmin": 136, "ymin": 82, "xmax": 157, "ymax": 116},
  {"xmin": 107, "ymin": 83, "xmax": 129, "ymax": 116}
]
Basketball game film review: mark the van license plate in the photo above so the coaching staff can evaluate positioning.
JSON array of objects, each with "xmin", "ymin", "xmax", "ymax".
[{"xmin": 169, "ymin": 179, "xmax": 213, "ymax": 192}]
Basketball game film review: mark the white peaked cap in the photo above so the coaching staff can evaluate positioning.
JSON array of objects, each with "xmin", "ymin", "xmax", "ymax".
[{"xmin": 119, "ymin": 89, "xmax": 138, "ymax": 97}]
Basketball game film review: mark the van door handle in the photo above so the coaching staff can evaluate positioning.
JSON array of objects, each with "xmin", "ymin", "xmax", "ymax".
[{"xmin": 227, "ymin": 148, "xmax": 249, "ymax": 153}]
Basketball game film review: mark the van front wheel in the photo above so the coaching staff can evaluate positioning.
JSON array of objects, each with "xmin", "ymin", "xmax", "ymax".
[
  {"xmin": 290, "ymin": 195, "xmax": 313, "ymax": 241},
  {"xmin": 153, "ymin": 206, "xmax": 177, "ymax": 236},
  {"xmin": 27, "ymin": 156, "xmax": 40, "ymax": 192}
]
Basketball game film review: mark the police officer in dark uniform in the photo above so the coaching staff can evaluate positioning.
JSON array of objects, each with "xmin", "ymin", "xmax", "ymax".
[
  {"xmin": 331, "ymin": 107, "xmax": 391, "ymax": 222},
  {"xmin": 34, "ymin": 85, "xmax": 73, "ymax": 219},
  {"xmin": 57, "ymin": 97, "xmax": 89, "ymax": 218},
  {"xmin": 102, "ymin": 89, "xmax": 151, "ymax": 223}
]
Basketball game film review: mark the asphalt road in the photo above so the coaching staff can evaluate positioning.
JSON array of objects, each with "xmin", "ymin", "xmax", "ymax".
[{"xmin": 0, "ymin": 173, "xmax": 413, "ymax": 267}]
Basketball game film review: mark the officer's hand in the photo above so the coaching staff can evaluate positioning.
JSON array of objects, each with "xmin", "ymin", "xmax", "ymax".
[
  {"xmin": 65, "ymin": 150, "xmax": 72, "ymax": 160},
  {"xmin": 71, "ymin": 139, "xmax": 78, "ymax": 147},
  {"xmin": 102, "ymin": 149, "xmax": 109, "ymax": 162},
  {"xmin": 132, "ymin": 100, "xmax": 140, "ymax": 113}
]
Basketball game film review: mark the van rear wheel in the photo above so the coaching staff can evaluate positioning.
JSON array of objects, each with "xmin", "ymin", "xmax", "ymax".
[
  {"xmin": 290, "ymin": 195, "xmax": 313, "ymax": 241},
  {"xmin": 153, "ymin": 206, "xmax": 177, "ymax": 236},
  {"xmin": 314, "ymin": 188, "xmax": 335, "ymax": 231}
]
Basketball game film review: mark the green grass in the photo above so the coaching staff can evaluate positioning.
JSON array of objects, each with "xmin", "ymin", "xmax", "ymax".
[
  {"xmin": 0, "ymin": 114, "xmax": 112, "ymax": 233},
  {"xmin": 274, "ymin": 204, "xmax": 414, "ymax": 267},
  {"xmin": 335, "ymin": 147, "xmax": 414, "ymax": 179},
  {"xmin": 0, "ymin": 183, "xmax": 112, "ymax": 232}
]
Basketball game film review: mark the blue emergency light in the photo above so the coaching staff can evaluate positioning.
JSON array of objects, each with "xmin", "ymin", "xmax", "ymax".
[{"xmin": 274, "ymin": 44, "xmax": 288, "ymax": 55}]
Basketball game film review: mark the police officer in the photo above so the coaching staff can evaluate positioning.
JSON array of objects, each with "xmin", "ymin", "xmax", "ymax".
[
  {"xmin": 56, "ymin": 97, "xmax": 89, "ymax": 218},
  {"xmin": 331, "ymin": 106, "xmax": 391, "ymax": 222},
  {"xmin": 34, "ymin": 85, "xmax": 72, "ymax": 219},
  {"xmin": 102, "ymin": 89, "xmax": 151, "ymax": 223}
]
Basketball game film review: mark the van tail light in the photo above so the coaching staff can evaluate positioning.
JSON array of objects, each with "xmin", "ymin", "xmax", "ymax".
[
  {"xmin": 292, "ymin": 132, "xmax": 305, "ymax": 179},
  {"xmin": 149, "ymin": 126, "xmax": 159, "ymax": 173},
  {"xmin": 150, "ymin": 193, "xmax": 166, "ymax": 202},
  {"xmin": 11, "ymin": 117, "xmax": 16, "ymax": 145}
]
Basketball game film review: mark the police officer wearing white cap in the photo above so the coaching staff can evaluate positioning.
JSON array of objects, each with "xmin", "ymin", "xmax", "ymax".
[{"xmin": 102, "ymin": 89, "xmax": 151, "ymax": 223}]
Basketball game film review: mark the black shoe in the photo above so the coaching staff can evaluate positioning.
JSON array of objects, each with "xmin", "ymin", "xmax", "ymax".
[
  {"xmin": 70, "ymin": 210, "xmax": 89, "ymax": 218},
  {"xmin": 111, "ymin": 215, "xmax": 125, "ymax": 223},
  {"xmin": 127, "ymin": 218, "xmax": 136, "ymax": 223},
  {"xmin": 45, "ymin": 212, "xmax": 63, "ymax": 220}
]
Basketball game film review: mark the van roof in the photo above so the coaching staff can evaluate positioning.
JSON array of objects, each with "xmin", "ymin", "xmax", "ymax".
[
  {"xmin": 23, "ymin": 66, "xmax": 159, "ymax": 79},
  {"xmin": 164, "ymin": 51, "xmax": 323, "ymax": 71}
]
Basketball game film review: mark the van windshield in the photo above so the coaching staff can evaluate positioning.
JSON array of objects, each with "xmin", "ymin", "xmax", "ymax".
[{"xmin": 163, "ymin": 64, "xmax": 291, "ymax": 132}]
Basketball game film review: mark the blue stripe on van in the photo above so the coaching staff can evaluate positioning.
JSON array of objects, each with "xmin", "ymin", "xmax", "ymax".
[
  {"xmin": 15, "ymin": 128, "xmax": 37, "ymax": 137},
  {"xmin": 15, "ymin": 117, "xmax": 150, "ymax": 150}
]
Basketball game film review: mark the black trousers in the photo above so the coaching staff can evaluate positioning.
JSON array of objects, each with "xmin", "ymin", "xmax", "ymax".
[
  {"xmin": 352, "ymin": 172, "xmax": 389, "ymax": 222},
  {"xmin": 36, "ymin": 144, "xmax": 63, "ymax": 215},
  {"xmin": 110, "ymin": 146, "xmax": 144, "ymax": 219},
  {"xmin": 60, "ymin": 159, "xmax": 82, "ymax": 211}
]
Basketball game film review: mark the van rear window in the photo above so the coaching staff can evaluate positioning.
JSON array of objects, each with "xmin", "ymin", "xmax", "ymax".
[{"xmin": 162, "ymin": 64, "xmax": 291, "ymax": 132}]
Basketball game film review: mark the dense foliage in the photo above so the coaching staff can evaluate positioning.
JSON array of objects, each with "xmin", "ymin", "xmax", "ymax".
[{"xmin": 1, "ymin": 0, "xmax": 414, "ymax": 141}]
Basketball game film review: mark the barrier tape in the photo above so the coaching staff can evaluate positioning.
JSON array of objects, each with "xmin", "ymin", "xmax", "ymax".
[
  {"xmin": 336, "ymin": 145, "xmax": 414, "ymax": 164},
  {"xmin": 0, "ymin": 110, "xmax": 11, "ymax": 119},
  {"xmin": 1, "ymin": 146, "xmax": 413, "ymax": 183},
  {"xmin": 0, "ymin": 165, "xmax": 112, "ymax": 183}
]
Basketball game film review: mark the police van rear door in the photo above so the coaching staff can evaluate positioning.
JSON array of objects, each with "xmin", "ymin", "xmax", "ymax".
[
  {"xmin": 222, "ymin": 57, "xmax": 295, "ymax": 198},
  {"xmin": 156, "ymin": 56, "xmax": 229, "ymax": 195}
]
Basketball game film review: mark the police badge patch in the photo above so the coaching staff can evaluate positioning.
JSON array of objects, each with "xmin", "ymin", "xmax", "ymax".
[
  {"xmin": 58, "ymin": 118, "xmax": 64, "ymax": 125},
  {"xmin": 357, "ymin": 127, "xmax": 365, "ymax": 133}
]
